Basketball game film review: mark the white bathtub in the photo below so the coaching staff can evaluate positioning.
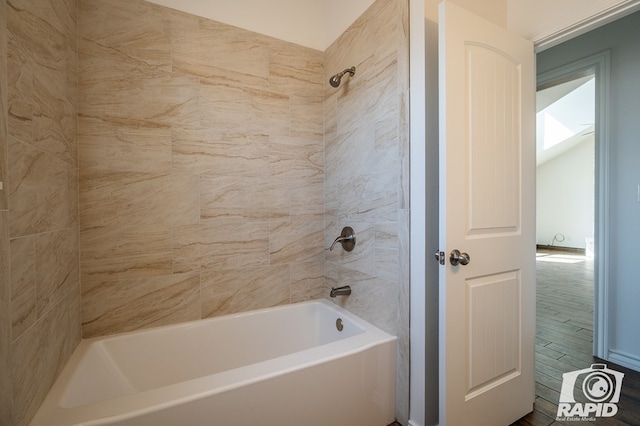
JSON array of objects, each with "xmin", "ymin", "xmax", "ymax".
[{"xmin": 31, "ymin": 300, "xmax": 397, "ymax": 426}]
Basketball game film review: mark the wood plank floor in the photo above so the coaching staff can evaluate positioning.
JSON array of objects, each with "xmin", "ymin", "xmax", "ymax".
[{"xmin": 512, "ymin": 250, "xmax": 640, "ymax": 426}]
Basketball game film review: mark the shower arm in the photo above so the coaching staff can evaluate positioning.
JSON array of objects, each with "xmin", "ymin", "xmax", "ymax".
[
  {"xmin": 338, "ymin": 66, "xmax": 355, "ymax": 78},
  {"xmin": 329, "ymin": 66, "xmax": 356, "ymax": 87}
]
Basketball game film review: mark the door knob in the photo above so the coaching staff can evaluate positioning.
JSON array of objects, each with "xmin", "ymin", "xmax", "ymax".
[{"xmin": 450, "ymin": 249, "xmax": 470, "ymax": 266}]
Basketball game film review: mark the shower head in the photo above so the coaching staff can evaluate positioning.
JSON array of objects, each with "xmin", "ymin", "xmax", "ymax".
[{"xmin": 329, "ymin": 66, "xmax": 356, "ymax": 88}]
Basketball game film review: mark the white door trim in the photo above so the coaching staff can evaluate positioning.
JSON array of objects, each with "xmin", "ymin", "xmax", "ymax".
[
  {"xmin": 408, "ymin": 0, "xmax": 427, "ymax": 424},
  {"xmin": 533, "ymin": 1, "xmax": 640, "ymax": 52},
  {"xmin": 536, "ymin": 50, "xmax": 611, "ymax": 360}
]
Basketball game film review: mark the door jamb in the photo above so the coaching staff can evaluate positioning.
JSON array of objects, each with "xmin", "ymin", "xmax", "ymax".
[{"xmin": 536, "ymin": 50, "xmax": 611, "ymax": 359}]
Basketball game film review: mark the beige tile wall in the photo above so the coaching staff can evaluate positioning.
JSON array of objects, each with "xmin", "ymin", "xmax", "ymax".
[
  {"xmin": 323, "ymin": 0, "xmax": 410, "ymax": 423},
  {"xmin": 1, "ymin": 0, "xmax": 409, "ymax": 424},
  {"xmin": 0, "ymin": 213, "xmax": 10, "ymax": 426},
  {"xmin": 78, "ymin": 0, "xmax": 325, "ymax": 338},
  {"xmin": 3, "ymin": 0, "xmax": 81, "ymax": 424},
  {"xmin": 0, "ymin": 0, "xmax": 11, "ymax": 422},
  {"xmin": 0, "ymin": 0, "xmax": 7, "ymax": 212}
]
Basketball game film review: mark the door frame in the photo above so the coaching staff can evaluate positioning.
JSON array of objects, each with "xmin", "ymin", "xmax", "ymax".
[
  {"xmin": 536, "ymin": 51, "xmax": 611, "ymax": 359},
  {"xmin": 408, "ymin": 3, "xmax": 631, "ymax": 426}
]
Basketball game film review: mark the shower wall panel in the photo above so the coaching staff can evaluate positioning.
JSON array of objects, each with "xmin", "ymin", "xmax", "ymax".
[
  {"xmin": 2, "ymin": 0, "xmax": 81, "ymax": 424},
  {"xmin": 323, "ymin": 0, "xmax": 410, "ymax": 423},
  {"xmin": 78, "ymin": 0, "xmax": 324, "ymax": 338}
]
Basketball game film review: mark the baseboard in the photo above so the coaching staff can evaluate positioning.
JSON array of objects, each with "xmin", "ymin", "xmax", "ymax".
[
  {"xmin": 608, "ymin": 349, "xmax": 640, "ymax": 372},
  {"xmin": 536, "ymin": 244, "xmax": 586, "ymax": 254}
]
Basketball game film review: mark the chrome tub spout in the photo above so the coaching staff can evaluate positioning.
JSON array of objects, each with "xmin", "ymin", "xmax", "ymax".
[{"xmin": 330, "ymin": 285, "xmax": 352, "ymax": 297}]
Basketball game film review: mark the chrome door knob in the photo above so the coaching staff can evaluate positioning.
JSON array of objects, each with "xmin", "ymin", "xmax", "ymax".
[{"xmin": 450, "ymin": 249, "xmax": 470, "ymax": 266}]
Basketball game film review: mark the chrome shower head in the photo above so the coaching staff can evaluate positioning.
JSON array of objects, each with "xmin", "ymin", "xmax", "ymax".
[{"xmin": 329, "ymin": 66, "xmax": 356, "ymax": 88}]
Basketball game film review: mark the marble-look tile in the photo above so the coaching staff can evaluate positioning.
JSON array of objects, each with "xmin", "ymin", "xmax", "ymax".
[
  {"xmin": 79, "ymin": 172, "xmax": 199, "ymax": 229},
  {"xmin": 81, "ymin": 273, "xmax": 201, "ymax": 338},
  {"xmin": 173, "ymin": 221, "xmax": 270, "ymax": 274},
  {"xmin": 6, "ymin": 36, "xmax": 33, "ymax": 147},
  {"xmin": 171, "ymin": 12, "xmax": 270, "ymax": 83},
  {"xmin": 322, "ymin": 90, "xmax": 337, "ymax": 146},
  {"xmin": 35, "ymin": 228, "xmax": 79, "ymax": 319},
  {"xmin": 10, "ymin": 236, "xmax": 36, "ymax": 340},
  {"xmin": 284, "ymin": 175, "xmax": 324, "ymax": 221},
  {"xmin": 326, "ymin": 130, "xmax": 398, "ymax": 222},
  {"xmin": 0, "ymin": 0, "xmax": 8, "ymax": 212},
  {"xmin": 290, "ymin": 95, "xmax": 324, "ymax": 139},
  {"xmin": 6, "ymin": 1, "xmax": 79, "ymax": 424},
  {"xmin": 397, "ymin": 209, "xmax": 410, "ymax": 332},
  {"xmin": 0, "ymin": 211, "xmax": 12, "ymax": 425},
  {"xmin": 200, "ymin": 174, "xmax": 288, "ymax": 222},
  {"xmin": 291, "ymin": 261, "xmax": 324, "ymax": 303},
  {"xmin": 398, "ymin": 88, "xmax": 410, "ymax": 210},
  {"xmin": 28, "ymin": 71, "xmax": 77, "ymax": 166},
  {"xmin": 375, "ymin": 221, "xmax": 399, "ymax": 247},
  {"xmin": 79, "ymin": 63, "xmax": 200, "ymax": 130},
  {"xmin": 396, "ymin": 211, "xmax": 411, "ymax": 426},
  {"xmin": 78, "ymin": 0, "xmax": 171, "ymax": 73},
  {"xmin": 80, "ymin": 225, "xmax": 172, "ymax": 282},
  {"xmin": 11, "ymin": 289, "xmax": 77, "ymax": 426},
  {"xmin": 171, "ymin": 128, "xmax": 270, "ymax": 177},
  {"xmin": 324, "ymin": 1, "xmax": 409, "ymax": 422},
  {"xmin": 337, "ymin": 53, "xmax": 398, "ymax": 137},
  {"xmin": 269, "ymin": 220, "xmax": 324, "ymax": 265},
  {"xmin": 8, "ymin": 136, "xmax": 76, "ymax": 238},
  {"xmin": 201, "ymin": 265, "xmax": 289, "ymax": 318},
  {"xmin": 76, "ymin": 0, "xmax": 326, "ymax": 335},
  {"xmin": 269, "ymin": 137, "xmax": 323, "ymax": 180},
  {"xmin": 376, "ymin": 247, "xmax": 399, "ymax": 283},
  {"xmin": 9, "ymin": 0, "xmax": 77, "ymax": 55},
  {"xmin": 7, "ymin": 0, "xmax": 77, "ymax": 166},
  {"xmin": 268, "ymin": 42, "xmax": 323, "ymax": 98},
  {"xmin": 325, "ymin": 0, "xmax": 403, "ymax": 83},
  {"xmin": 68, "ymin": 283, "xmax": 82, "ymax": 350},
  {"xmin": 198, "ymin": 80, "xmax": 289, "ymax": 137},
  {"xmin": 78, "ymin": 116, "xmax": 172, "ymax": 174},
  {"xmin": 374, "ymin": 223, "xmax": 401, "ymax": 286}
]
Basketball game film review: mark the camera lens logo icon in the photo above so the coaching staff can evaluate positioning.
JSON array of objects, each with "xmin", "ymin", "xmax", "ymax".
[{"xmin": 582, "ymin": 370, "xmax": 615, "ymax": 402}]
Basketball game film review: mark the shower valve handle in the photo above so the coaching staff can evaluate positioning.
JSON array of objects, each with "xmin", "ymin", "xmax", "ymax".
[{"xmin": 329, "ymin": 227, "xmax": 356, "ymax": 252}]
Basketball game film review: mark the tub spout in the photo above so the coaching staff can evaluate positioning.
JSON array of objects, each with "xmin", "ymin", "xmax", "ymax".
[{"xmin": 330, "ymin": 285, "xmax": 352, "ymax": 297}]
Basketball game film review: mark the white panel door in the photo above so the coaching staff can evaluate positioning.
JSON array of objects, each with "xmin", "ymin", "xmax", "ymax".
[{"xmin": 438, "ymin": 2, "xmax": 536, "ymax": 425}]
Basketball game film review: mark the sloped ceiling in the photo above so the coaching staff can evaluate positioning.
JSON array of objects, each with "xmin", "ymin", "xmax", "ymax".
[
  {"xmin": 536, "ymin": 75, "xmax": 595, "ymax": 166},
  {"xmin": 537, "ymin": 75, "xmax": 593, "ymax": 113}
]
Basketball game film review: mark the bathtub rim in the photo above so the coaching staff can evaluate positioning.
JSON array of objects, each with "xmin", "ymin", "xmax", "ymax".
[{"xmin": 31, "ymin": 299, "xmax": 397, "ymax": 426}]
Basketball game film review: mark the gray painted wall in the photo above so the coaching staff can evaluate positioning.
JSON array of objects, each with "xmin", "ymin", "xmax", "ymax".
[{"xmin": 537, "ymin": 10, "xmax": 640, "ymax": 369}]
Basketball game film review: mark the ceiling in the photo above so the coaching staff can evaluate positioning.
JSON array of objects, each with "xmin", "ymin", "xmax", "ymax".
[{"xmin": 536, "ymin": 75, "xmax": 595, "ymax": 166}]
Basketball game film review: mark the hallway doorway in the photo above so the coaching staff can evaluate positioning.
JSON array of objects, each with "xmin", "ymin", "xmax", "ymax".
[
  {"xmin": 535, "ymin": 49, "xmax": 612, "ymax": 362},
  {"xmin": 535, "ymin": 67, "xmax": 596, "ymax": 355}
]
